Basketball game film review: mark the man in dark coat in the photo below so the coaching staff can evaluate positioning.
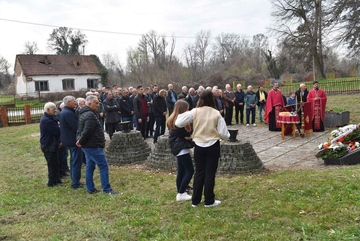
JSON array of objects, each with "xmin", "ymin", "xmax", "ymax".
[
  {"xmin": 133, "ymin": 85, "xmax": 149, "ymax": 139},
  {"xmin": 76, "ymin": 95, "xmax": 117, "ymax": 195},
  {"xmin": 40, "ymin": 102, "xmax": 61, "ymax": 187},
  {"xmin": 153, "ymin": 89, "xmax": 168, "ymax": 143},
  {"xmin": 235, "ymin": 84, "xmax": 245, "ymax": 124},
  {"xmin": 185, "ymin": 88, "xmax": 195, "ymax": 111},
  {"xmin": 60, "ymin": 95, "xmax": 83, "ymax": 189},
  {"xmin": 223, "ymin": 84, "xmax": 236, "ymax": 125},
  {"xmin": 103, "ymin": 91, "xmax": 120, "ymax": 139},
  {"xmin": 166, "ymin": 84, "xmax": 177, "ymax": 115},
  {"xmin": 120, "ymin": 88, "xmax": 134, "ymax": 130}
]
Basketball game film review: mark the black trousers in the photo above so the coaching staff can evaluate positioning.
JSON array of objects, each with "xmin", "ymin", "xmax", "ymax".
[
  {"xmin": 146, "ymin": 112, "xmax": 155, "ymax": 137},
  {"xmin": 42, "ymin": 148, "xmax": 60, "ymax": 186},
  {"xmin": 107, "ymin": 122, "xmax": 117, "ymax": 139},
  {"xmin": 225, "ymin": 105, "xmax": 233, "ymax": 125},
  {"xmin": 136, "ymin": 117, "xmax": 147, "ymax": 139},
  {"xmin": 235, "ymin": 104, "xmax": 244, "ymax": 124},
  {"xmin": 192, "ymin": 141, "xmax": 220, "ymax": 206}
]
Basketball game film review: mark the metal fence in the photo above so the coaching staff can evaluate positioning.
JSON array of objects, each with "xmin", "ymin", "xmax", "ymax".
[
  {"xmin": 29, "ymin": 106, "xmax": 44, "ymax": 123},
  {"xmin": 279, "ymin": 79, "xmax": 360, "ymax": 96},
  {"xmin": 7, "ymin": 107, "xmax": 26, "ymax": 124},
  {"xmin": 0, "ymin": 105, "xmax": 44, "ymax": 126}
]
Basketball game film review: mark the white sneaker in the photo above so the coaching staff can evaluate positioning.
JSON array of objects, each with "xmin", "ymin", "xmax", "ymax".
[
  {"xmin": 176, "ymin": 193, "xmax": 192, "ymax": 201},
  {"xmin": 252, "ymin": 123, "xmax": 256, "ymax": 126},
  {"xmin": 246, "ymin": 124, "xmax": 249, "ymax": 127},
  {"xmin": 204, "ymin": 200, "xmax": 221, "ymax": 208}
]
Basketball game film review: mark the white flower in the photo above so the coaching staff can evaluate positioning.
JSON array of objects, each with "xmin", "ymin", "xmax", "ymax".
[
  {"xmin": 356, "ymin": 142, "xmax": 360, "ymax": 148},
  {"xmin": 330, "ymin": 130, "xmax": 340, "ymax": 137},
  {"xmin": 318, "ymin": 143, "xmax": 323, "ymax": 149}
]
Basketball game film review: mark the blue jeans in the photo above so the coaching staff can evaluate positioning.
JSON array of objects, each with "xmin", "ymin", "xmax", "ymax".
[
  {"xmin": 82, "ymin": 148, "xmax": 112, "ymax": 193},
  {"xmin": 132, "ymin": 115, "xmax": 137, "ymax": 129},
  {"xmin": 246, "ymin": 107, "xmax": 256, "ymax": 124},
  {"xmin": 153, "ymin": 116, "xmax": 165, "ymax": 143},
  {"xmin": 258, "ymin": 103, "xmax": 266, "ymax": 122},
  {"xmin": 177, "ymin": 153, "xmax": 194, "ymax": 193},
  {"xmin": 69, "ymin": 146, "xmax": 83, "ymax": 188},
  {"xmin": 122, "ymin": 116, "xmax": 133, "ymax": 130}
]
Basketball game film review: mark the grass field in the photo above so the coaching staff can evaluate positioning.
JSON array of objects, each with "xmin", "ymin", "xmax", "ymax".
[{"xmin": 1, "ymin": 94, "xmax": 360, "ymax": 240}]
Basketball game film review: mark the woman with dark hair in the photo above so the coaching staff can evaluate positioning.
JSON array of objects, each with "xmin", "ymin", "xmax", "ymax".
[
  {"xmin": 167, "ymin": 100, "xmax": 195, "ymax": 201},
  {"xmin": 175, "ymin": 90, "xmax": 229, "ymax": 208}
]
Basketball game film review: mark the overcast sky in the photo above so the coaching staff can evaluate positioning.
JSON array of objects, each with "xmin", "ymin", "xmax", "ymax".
[{"xmin": 0, "ymin": 0, "xmax": 274, "ymax": 72}]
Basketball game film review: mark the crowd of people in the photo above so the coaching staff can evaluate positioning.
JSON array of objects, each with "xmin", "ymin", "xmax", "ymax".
[{"xmin": 39, "ymin": 80, "xmax": 327, "ymax": 206}]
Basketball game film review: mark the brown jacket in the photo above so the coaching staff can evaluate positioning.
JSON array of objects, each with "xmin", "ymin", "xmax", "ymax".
[{"xmin": 223, "ymin": 91, "xmax": 235, "ymax": 107}]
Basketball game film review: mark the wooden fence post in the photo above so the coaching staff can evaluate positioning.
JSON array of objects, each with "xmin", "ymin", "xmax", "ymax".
[
  {"xmin": 24, "ymin": 105, "xmax": 31, "ymax": 124},
  {"xmin": 0, "ymin": 106, "xmax": 8, "ymax": 127}
]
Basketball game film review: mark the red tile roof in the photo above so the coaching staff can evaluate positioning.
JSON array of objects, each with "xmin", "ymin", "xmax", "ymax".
[{"xmin": 15, "ymin": 54, "xmax": 102, "ymax": 76}]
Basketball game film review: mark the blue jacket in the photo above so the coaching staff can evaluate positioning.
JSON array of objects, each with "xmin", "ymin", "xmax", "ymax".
[
  {"xmin": 244, "ymin": 91, "xmax": 258, "ymax": 109},
  {"xmin": 60, "ymin": 106, "xmax": 78, "ymax": 147},
  {"xmin": 235, "ymin": 90, "xmax": 245, "ymax": 104},
  {"xmin": 40, "ymin": 112, "xmax": 60, "ymax": 149}
]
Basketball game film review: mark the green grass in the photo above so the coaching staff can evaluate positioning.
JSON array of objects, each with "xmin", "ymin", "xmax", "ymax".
[
  {"xmin": 1, "ymin": 95, "xmax": 360, "ymax": 240},
  {"xmin": 2, "ymin": 108, "xmax": 360, "ymax": 240}
]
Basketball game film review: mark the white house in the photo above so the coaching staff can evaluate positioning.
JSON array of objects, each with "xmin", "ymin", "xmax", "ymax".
[{"xmin": 14, "ymin": 54, "xmax": 104, "ymax": 97}]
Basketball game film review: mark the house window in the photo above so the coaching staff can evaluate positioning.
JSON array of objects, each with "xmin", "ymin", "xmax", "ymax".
[
  {"xmin": 87, "ymin": 79, "xmax": 98, "ymax": 89},
  {"xmin": 35, "ymin": 81, "xmax": 49, "ymax": 91},
  {"xmin": 62, "ymin": 79, "xmax": 75, "ymax": 90}
]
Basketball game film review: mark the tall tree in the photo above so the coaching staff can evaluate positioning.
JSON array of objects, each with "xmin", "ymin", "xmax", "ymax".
[
  {"xmin": 23, "ymin": 41, "xmax": 39, "ymax": 55},
  {"xmin": 48, "ymin": 27, "xmax": 87, "ymax": 55},
  {"xmin": 195, "ymin": 30, "xmax": 212, "ymax": 70},
  {"xmin": 331, "ymin": 0, "xmax": 360, "ymax": 57},
  {"xmin": 251, "ymin": 34, "xmax": 269, "ymax": 73},
  {"xmin": 270, "ymin": 0, "xmax": 330, "ymax": 79},
  {"xmin": 0, "ymin": 56, "xmax": 11, "ymax": 88}
]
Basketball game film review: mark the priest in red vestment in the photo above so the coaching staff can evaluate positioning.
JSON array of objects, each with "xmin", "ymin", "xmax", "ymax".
[
  {"xmin": 307, "ymin": 80, "xmax": 327, "ymax": 132},
  {"xmin": 265, "ymin": 82, "xmax": 285, "ymax": 131}
]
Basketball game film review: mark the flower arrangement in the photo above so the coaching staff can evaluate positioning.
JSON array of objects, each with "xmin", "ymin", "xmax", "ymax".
[{"xmin": 315, "ymin": 124, "xmax": 360, "ymax": 159}]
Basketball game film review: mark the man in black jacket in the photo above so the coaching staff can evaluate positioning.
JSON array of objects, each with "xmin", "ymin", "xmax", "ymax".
[
  {"xmin": 133, "ymin": 85, "xmax": 149, "ymax": 139},
  {"xmin": 120, "ymin": 88, "xmax": 134, "ymax": 130},
  {"xmin": 60, "ymin": 95, "xmax": 83, "ymax": 189},
  {"xmin": 76, "ymin": 95, "xmax": 117, "ymax": 195},
  {"xmin": 153, "ymin": 89, "xmax": 167, "ymax": 143},
  {"xmin": 235, "ymin": 84, "xmax": 245, "ymax": 124},
  {"xmin": 103, "ymin": 91, "xmax": 120, "ymax": 140}
]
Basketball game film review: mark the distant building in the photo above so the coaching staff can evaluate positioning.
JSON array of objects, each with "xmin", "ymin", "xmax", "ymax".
[{"xmin": 14, "ymin": 54, "xmax": 104, "ymax": 97}]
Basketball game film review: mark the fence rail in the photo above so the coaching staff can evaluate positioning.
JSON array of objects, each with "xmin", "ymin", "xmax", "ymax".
[
  {"xmin": 275, "ymin": 79, "xmax": 360, "ymax": 96},
  {"xmin": 0, "ymin": 105, "xmax": 44, "ymax": 127}
]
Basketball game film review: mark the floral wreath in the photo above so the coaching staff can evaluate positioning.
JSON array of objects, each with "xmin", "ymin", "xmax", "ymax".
[{"xmin": 315, "ymin": 124, "xmax": 360, "ymax": 159}]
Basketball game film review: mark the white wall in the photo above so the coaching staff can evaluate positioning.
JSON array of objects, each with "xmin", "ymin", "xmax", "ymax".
[
  {"xmin": 16, "ymin": 74, "xmax": 102, "ymax": 97},
  {"xmin": 15, "ymin": 71, "xmax": 27, "ymax": 96}
]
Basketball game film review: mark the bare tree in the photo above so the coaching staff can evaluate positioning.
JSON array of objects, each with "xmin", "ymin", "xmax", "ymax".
[
  {"xmin": 23, "ymin": 41, "xmax": 39, "ymax": 55},
  {"xmin": 251, "ymin": 34, "xmax": 269, "ymax": 73},
  {"xmin": 270, "ymin": 0, "xmax": 332, "ymax": 79},
  {"xmin": 195, "ymin": 30, "xmax": 212, "ymax": 70},
  {"xmin": 213, "ymin": 33, "xmax": 242, "ymax": 63}
]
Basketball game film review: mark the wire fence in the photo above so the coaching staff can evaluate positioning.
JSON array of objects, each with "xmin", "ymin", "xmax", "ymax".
[{"xmin": 276, "ymin": 79, "xmax": 360, "ymax": 96}]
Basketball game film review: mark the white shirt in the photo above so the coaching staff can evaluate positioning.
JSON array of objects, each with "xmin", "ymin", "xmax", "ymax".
[{"xmin": 175, "ymin": 108, "xmax": 230, "ymax": 147}]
